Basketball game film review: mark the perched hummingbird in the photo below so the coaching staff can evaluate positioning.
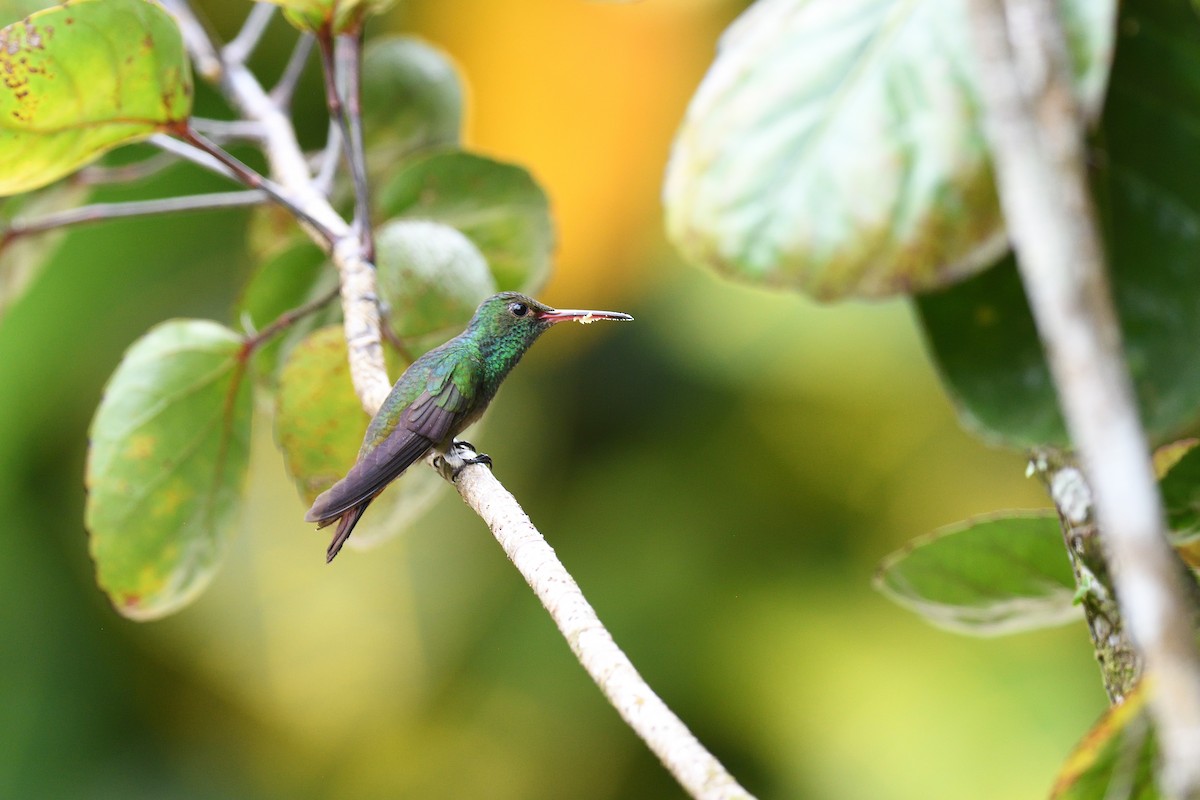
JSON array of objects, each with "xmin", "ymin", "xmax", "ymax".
[{"xmin": 307, "ymin": 291, "xmax": 633, "ymax": 562}]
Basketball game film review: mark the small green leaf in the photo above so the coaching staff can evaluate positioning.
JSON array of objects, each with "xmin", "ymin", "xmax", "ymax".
[
  {"xmin": 361, "ymin": 35, "xmax": 463, "ymax": 176},
  {"xmin": 236, "ymin": 239, "xmax": 337, "ymax": 383},
  {"xmin": 1050, "ymin": 683, "xmax": 1156, "ymax": 799},
  {"xmin": 263, "ymin": 0, "xmax": 394, "ymax": 34},
  {"xmin": 86, "ymin": 320, "xmax": 253, "ymax": 620},
  {"xmin": 663, "ymin": 0, "xmax": 1115, "ymax": 299},
  {"xmin": 276, "ymin": 326, "xmax": 444, "ymax": 551},
  {"xmin": 0, "ymin": 0, "xmax": 193, "ymax": 196},
  {"xmin": 376, "ymin": 150, "xmax": 554, "ymax": 293},
  {"xmin": 874, "ymin": 512, "xmax": 1079, "ymax": 635},
  {"xmin": 375, "ymin": 219, "xmax": 495, "ymax": 354}
]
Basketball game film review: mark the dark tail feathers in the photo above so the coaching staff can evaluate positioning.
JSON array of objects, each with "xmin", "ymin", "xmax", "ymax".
[{"xmin": 325, "ymin": 501, "xmax": 371, "ymax": 563}]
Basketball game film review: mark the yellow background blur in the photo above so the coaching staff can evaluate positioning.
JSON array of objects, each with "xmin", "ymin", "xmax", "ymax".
[{"xmin": 0, "ymin": 1, "xmax": 1105, "ymax": 798}]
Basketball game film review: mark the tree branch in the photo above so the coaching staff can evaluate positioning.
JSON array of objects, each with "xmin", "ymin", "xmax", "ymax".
[
  {"xmin": 223, "ymin": 1, "xmax": 275, "ymax": 66},
  {"xmin": 434, "ymin": 445, "xmax": 755, "ymax": 800},
  {"xmin": 3, "ymin": 191, "xmax": 267, "ymax": 243},
  {"xmin": 159, "ymin": 6, "xmax": 751, "ymax": 797},
  {"xmin": 968, "ymin": 1, "xmax": 1200, "ymax": 797}
]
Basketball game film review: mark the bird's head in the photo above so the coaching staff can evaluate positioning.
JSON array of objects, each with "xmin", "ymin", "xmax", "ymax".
[{"xmin": 467, "ymin": 291, "xmax": 633, "ymax": 370}]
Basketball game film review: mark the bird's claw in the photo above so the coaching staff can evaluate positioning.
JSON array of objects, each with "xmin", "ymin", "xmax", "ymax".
[{"xmin": 450, "ymin": 440, "xmax": 492, "ymax": 480}]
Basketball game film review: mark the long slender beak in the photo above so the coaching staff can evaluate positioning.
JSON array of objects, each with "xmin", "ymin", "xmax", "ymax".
[{"xmin": 537, "ymin": 307, "xmax": 634, "ymax": 325}]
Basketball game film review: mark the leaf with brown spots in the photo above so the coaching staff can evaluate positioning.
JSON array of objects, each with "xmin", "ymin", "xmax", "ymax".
[
  {"xmin": 85, "ymin": 320, "xmax": 252, "ymax": 620},
  {"xmin": 0, "ymin": 0, "xmax": 192, "ymax": 196}
]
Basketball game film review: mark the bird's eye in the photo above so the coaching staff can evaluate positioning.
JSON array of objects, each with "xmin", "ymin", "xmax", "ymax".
[{"xmin": 510, "ymin": 302, "xmax": 529, "ymax": 318}]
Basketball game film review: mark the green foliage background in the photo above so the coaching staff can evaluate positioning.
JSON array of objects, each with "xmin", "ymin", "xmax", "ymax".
[{"xmin": 0, "ymin": 1, "xmax": 1106, "ymax": 798}]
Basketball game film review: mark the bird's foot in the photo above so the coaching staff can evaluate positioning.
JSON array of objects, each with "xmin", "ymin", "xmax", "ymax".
[{"xmin": 450, "ymin": 440, "xmax": 492, "ymax": 480}]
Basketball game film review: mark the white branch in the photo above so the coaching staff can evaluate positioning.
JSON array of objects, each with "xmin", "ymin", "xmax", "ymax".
[
  {"xmin": 968, "ymin": 1, "xmax": 1200, "ymax": 797},
  {"xmin": 158, "ymin": 5, "xmax": 750, "ymax": 797},
  {"xmin": 434, "ymin": 446, "xmax": 755, "ymax": 800}
]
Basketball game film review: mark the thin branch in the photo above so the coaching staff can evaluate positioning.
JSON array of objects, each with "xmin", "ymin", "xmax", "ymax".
[
  {"xmin": 314, "ymin": 121, "xmax": 342, "ymax": 196},
  {"xmin": 433, "ymin": 445, "xmax": 756, "ymax": 800},
  {"xmin": 316, "ymin": 28, "xmax": 374, "ymax": 260},
  {"xmin": 160, "ymin": 0, "xmax": 223, "ymax": 83},
  {"xmin": 223, "ymin": 2, "xmax": 275, "ymax": 65},
  {"xmin": 190, "ymin": 117, "xmax": 268, "ymax": 142},
  {"xmin": 968, "ymin": 2, "xmax": 1200, "ymax": 797},
  {"xmin": 150, "ymin": 132, "xmax": 236, "ymax": 180},
  {"xmin": 245, "ymin": 284, "xmax": 340, "ymax": 347},
  {"xmin": 3, "ymin": 191, "xmax": 266, "ymax": 243},
  {"xmin": 271, "ymin": 33, "xmax": 316, "ymax": 109},
  {"xmin": 1030, "ymin": 450, "xmax": 1141, "ymax": 702},
  {"xmin": 171, "ymin": 125, "xmax": 338, "ymax": 245},
  {"xmin": 73, "ymin": 151, "xmax": 179, "ymax": 187}
]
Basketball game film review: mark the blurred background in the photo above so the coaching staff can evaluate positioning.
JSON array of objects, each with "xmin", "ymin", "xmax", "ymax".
[{"xmin": 0, "ymin": 0, "xmax": 1106, "ymax": 797}]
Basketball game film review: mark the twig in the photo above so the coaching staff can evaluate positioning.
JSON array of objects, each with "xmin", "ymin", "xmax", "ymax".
[
  {"xmin": 190, "ymin": 117, "xmax": 268, "ymax": 142},
  {"xmin": 160, "ymin": 0, "xmax": 222, "ymax": 83},
  {"xmin": 314, "ymin": 121, "xmax": 342, "ymax": 196},
  {"xmin": 271, "ymin": 33, "xmax": 316, "ymax": 108},
  {"xmin": 967, "ymin": 1, "xmax": 1200, "ymax": 797},
  {"xmin": 3, "ymin": 191, "xmax": 266, "ymax": 242},
  {"xmin": 170, "ymin": 125, "xmax": 338, "ymax": 245},
  {"xmin": 316, "ymin": 28, "xmax": 374, "ymax": 260},
  {"xmin": 245, "ymin": 284, "xmax": 340, "ymax": 346},
  {"xmin": 434, "ymin": 445, "xmax": 756, "ymax": 800},
  {"xmin": 223, "ymin": 2, "xmax": 275, "ymax": 65},
  {"xmin": 1029, "ymin": 450, "xmax": 1141, "ymax": 702},
  {"xmin": 74, "ymin": 152, "xmax": 179, "ymax": 187}
]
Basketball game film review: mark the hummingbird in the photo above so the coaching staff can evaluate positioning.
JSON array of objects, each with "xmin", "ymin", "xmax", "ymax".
[{"xmin": 306, "ymin": 291, "xmax": 634, "ymax": 562}]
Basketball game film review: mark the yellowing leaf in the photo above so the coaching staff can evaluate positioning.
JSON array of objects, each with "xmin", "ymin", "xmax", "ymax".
[
  {"xmin": 0, "ymin": 0, "xmax": 192, "ymax": 196},
  {"xmin": 85, "ymin": 320, "xmax": 252, "ymax": 620}
]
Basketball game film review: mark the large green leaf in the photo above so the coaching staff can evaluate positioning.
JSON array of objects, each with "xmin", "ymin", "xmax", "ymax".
[
  {"xmin": 874, "ymin": 513, "xmax": 1079, "ymax": 635},
  {"xmin": 361, "ymin": 35, "xmax": 463, "ymax": 180},
  {"xmin": 275, "ymin": 326, "xmax": 444, "ymax": 553},
  {"xmin": 1050, "ymin": 683, "xmax": 1157, "ymax": 799},
  {"xmin": 0, "ymin": 0, "xmax": 192, "ymax": 196},
  {"xmin": 917, "ymin": 0, "xmax": 1200, "ymax": 448},
  {"xmin": 663, "ymin": 0, "xmax": 1115, "ymax": 300},
  {"xmin": 85, "ymin": 320, "xmax": 253, "ymax": 620},
  {"xmin": 375, "ymin": 218, "xmax": 495, "ymax": 355},
  {"xmin": 376, "ymin": 150, "xmax": 554, "ymax": 293}
]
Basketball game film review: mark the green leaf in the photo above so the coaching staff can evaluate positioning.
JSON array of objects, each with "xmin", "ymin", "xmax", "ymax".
[
  {"xmin": 916, "ymin": 255, "xmax": 1066, "ymax": 447},
  {"xmin": 874, "ymin": 512, "xmax": 1079, "ymax": 635},
  {"xmin": 376, "ymin": 150, "xmax": 554, "ymax": 293},
  {"xmin": 0, "ymin": 0, "xmax": 193, "ymax": 196},
  {"xmin": 663, "ymin": 0, "xmax": 1116, "ymax": 300},
  {"xmin": 0, "ymin": 181, "xmax": 90, "ymax": 316},
  {"xmin": 375, "ymin": 219, "xmax": 496, "ymax": 354},
  {"xmin": 361, "ymin": 35, "xmax": 463, "ymax": 177},
  {"xmin": 236, "ymin": 239, "xmax": 338, "ymax": 383},
  {"xmin": 917, "ymin": 0, "xmax": 1200, "ymax": 448},
  {"xmin": 1050, "ymin": 683, "xmax": 1157, "ymax": 799},
  {"xmin": 275, "ymin": 326, "xmax": 444, "ymax": 551},
  {"xmin": 263, "ymin": 0, "xmax": 394, "ymax": 34},
  {"xmin": 85, "ymin": 320, "xmax": 253, "ymax": 620}
]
